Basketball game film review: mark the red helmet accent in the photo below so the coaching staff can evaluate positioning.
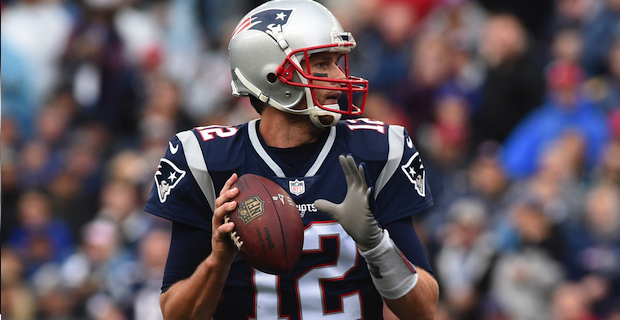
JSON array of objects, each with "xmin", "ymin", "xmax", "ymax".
[{"xmin": 275, "ymin": 43, "xmax": 369, "ymax": 116}]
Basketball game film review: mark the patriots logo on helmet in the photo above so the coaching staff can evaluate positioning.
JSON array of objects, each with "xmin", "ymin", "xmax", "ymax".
[
  {"xmin": 231, "ymin": 9, "xmax": 293, "ymax": 40},
  {"xmin": 155, "ymin": 158, "xmax": 186, "ymax": 203},
  {"xmin": 401, "ymin": 152, "xmax": 426, "ymax": 197}
]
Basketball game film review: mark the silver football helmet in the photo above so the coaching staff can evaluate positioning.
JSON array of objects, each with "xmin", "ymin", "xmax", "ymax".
[{"xmin": 229, "ymin": 0, "xmax": 368, "ymax": 127}]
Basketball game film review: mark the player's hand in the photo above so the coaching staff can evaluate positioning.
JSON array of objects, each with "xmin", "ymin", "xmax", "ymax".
[
  {"xmin": 314, "ymin": 155, "xmax": 383, "ymax": 251},
  {"xmin": 212, "ymin": 173, "xmax": 239, "ymax": 265}
]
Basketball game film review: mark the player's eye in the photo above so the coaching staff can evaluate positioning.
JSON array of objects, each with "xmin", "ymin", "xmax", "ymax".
[{"xmin": 314, "ymin": 61, "xmax": 328, "ymax": 69}]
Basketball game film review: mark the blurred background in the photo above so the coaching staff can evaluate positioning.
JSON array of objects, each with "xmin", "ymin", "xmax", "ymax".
[{"xmin": 1, "ymin": 0, "xmax": 619, "ymax": 319}]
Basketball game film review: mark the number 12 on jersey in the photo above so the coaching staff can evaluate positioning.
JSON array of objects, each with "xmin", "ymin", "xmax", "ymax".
[{"xmin": 250, "ymin": 222, "xmax": 362, "ymax": 319}]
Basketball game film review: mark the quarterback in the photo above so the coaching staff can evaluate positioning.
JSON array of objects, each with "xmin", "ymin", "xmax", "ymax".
[{"xmin": 144, "ymin": 0, "xmax": 439, "ymax": 319}]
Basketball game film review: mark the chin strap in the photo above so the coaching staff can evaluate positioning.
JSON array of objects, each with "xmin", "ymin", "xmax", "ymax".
[
  {"xmin": 309, "ymin": 104, "xmax": 342, "ymax": 128},
  {"xmin": 294, "ymin": 52, "xmax": 341, "ymax": 128}
]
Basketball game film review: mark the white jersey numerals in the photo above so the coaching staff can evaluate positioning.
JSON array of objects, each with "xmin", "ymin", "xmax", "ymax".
[
  {"xmin": 298, "ymin": 222, "xmax": 362, "ymax": 319},
  {"xmin": 251, "ymin": 222, "xmax": 361, "ymax": 319},
  {"xmin": 250, "ymin": 271, "xmax": 287, "ymax": 320},
  {"xmin": 346, "ymin": 118, "xmax": 385, "ymax": 134},
  {"xmin": 196, "ymin": 125, "xmax": 239, "ymax": 141}
]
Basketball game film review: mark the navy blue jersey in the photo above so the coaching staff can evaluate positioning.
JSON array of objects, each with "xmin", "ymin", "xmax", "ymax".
[{"xmin": 145, "ymin": 118, "xmax": 433, "ymax": 319}]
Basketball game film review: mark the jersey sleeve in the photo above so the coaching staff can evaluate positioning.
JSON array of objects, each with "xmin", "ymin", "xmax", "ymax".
[
  {"xmin": 385, "ymin": 216, "xmax": 433, "ymax": 272},
  {"xmin": 144, "ymin": 131, "xmax": 214, "ymax": 231},
  {"xmin": 374, "ymin": 125, "xmax": 433, "ymax": 225}
]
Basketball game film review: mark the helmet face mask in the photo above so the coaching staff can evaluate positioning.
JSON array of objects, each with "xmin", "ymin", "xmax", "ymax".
[
  {"xmin": 228, "ymin": 0, "xmax": 369, "ymax": 127},
  {"xmin": 275, "ymin": 43, "xmax": 369, "ymax": 117}
]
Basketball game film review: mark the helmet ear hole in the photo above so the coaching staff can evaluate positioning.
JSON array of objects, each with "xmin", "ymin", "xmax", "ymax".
[{"xmin": 267, "ymin": 73, "xmax": 278, "ymax": 84}]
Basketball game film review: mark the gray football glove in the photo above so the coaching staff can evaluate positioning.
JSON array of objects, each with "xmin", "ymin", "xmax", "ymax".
[{"xmin": 314, "ymin": 155, "xmax": 383, "ymax": 251}]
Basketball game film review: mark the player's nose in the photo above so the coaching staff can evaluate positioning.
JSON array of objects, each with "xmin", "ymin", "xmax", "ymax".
[
  {"xmin": 328, "ymin": 65, "xmax": 346, "ymax": 85},
  {"xmin": 334, "ymin": 65, "xmax": 346, "ymax": 80}
]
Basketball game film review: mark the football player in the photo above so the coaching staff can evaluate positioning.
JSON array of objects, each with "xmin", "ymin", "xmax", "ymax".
[{"xmin": 144, "ymin": 0, "xmax": 439, "ymax": 319}]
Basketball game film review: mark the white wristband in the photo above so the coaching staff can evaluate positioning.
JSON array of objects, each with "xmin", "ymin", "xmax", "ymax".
[{"xmin": 359, "ymin": 229, "xmax": 419, "ymax": 300}]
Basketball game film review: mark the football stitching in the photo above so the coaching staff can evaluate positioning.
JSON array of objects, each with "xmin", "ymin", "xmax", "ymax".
[{"xmin": 226, "ymin": 215, "xmax": 244, "ymax": 250}]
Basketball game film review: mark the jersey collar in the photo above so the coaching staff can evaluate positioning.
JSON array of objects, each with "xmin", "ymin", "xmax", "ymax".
[{"xmin": 247, "ymin": 119, "xmax": 336, "ymax": 178}]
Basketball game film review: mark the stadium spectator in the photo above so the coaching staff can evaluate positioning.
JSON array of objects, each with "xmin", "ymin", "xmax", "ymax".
[
  {"xmin": 435, "ymin": 197, "xmax": 497, "ymax": 320},
  {"xmin": 581, "ymin": 0, "xmax": 620, "ymax": 76},
  {"xmin": 501, "ymin": 61, "xmax": 609, "ymax": 179},
  {"xmin": 396, "ymin": 31, "xmax": 454, "ymax": 134},
  {"xmin": 60, "ymin": 219, "xmax": 137, "ymax": 317},
  {"xmin": 7, "ymin": 191, "xmax": 74, "ymax": 279},
  {"xmin": 587, "ymin": 39, "xmax": 620, "ymax": 115},
  {"xmin": 491, "ymin": 197, "xmax": 566, "ymax": 320},
  {"xmin": 0, "ymin": 247, "xmax": 36, "ymax": 320},
  {"xmin": 564, "ymin": 184, "xmax": 620, "ymax": 311},
  {"xmin": 472, "ymin": 13, "xmax": 546, "ymax": 146},
  {"xmin": 132, "ymin": 228, "xmax": 171, "ymax": 320},
  {"xmin": 0, "ymin": 0, "xmax": 72, "ymax": 106},
  {"xmin": 1, "ymin": 39, "xmax": 38, "ymax": 137},
  {"xmin": 551, "ymin": 281, "xmax": 604, "ymax": 320},
  {"xmin": 60, "ymin": 0, "xmax": 142, "ymax": 137},
  {"xmin": 96, "ymin": 179, "xmax": 155, "ymax": 250},
  {"xmin": 601, "ymin": 140, "xmax": 620, "ymax": 183}
]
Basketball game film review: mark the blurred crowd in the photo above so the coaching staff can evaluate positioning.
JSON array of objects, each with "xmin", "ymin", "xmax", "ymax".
[{"xmin": 1, "ymin": 0, "xmax": 619, "ymax": 319}]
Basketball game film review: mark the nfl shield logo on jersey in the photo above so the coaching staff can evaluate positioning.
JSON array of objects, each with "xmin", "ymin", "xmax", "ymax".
[{"xmin": 289, "ymin": 179, "xmax": 305, "ymax": 196}]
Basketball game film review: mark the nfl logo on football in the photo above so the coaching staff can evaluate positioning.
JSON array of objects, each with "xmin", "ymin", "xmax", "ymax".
[{"xmin": 289, "ymin": 179, "xmax": 305, "ymax": 196}]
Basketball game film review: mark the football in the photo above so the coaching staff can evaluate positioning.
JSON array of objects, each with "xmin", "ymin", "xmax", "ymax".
[{"xmin": 226, "ymin": 174, "xmax": 304, "ymax": 275}]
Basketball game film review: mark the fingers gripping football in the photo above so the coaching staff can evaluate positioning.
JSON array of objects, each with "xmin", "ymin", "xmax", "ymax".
[
  {"xmin": 218, "ymin": 176, "xmax": 243, "ymax": 251},
  {"xmin": 212, "ymin": 174, "xmax": 240, "ymax": 263},
  {"xmin": 314, "ymin": 155, "xmax": 383, "ymax": 251}
]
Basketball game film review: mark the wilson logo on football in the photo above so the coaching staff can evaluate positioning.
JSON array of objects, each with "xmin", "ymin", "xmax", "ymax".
[{"xmin": 237, "ymin": 196, "xmax": 265, "ymax": 224}]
